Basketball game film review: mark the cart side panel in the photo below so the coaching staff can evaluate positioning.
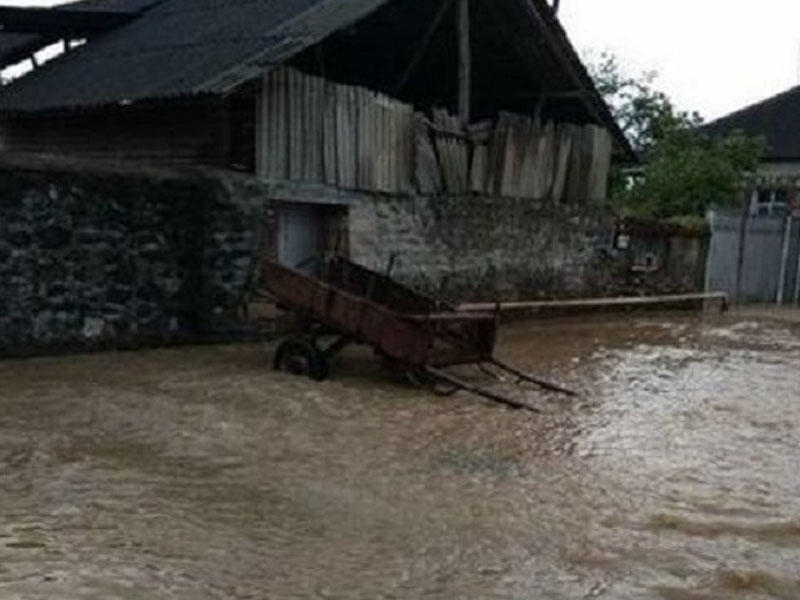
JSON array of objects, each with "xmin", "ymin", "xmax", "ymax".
[
  {"xmin": 358, "ymin": 305, "xmax": 431, "ymax": 365},
  {"xmin": 326, "ymin": 257, "xmax": 441, "ymax": 313},
  {"xmin": 328, "ymin": 292, "xmax": 365, "ymax": 339}
]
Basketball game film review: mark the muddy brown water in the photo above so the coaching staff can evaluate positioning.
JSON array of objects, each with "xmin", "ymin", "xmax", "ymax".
[{"xmin": 1, "ymin": 313, "xmax": 800, "ymax": 599}]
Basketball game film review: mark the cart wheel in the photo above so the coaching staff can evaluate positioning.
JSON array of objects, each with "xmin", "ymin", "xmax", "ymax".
[{"xmin": 274, "ymin": 338, "xmax": 329, "ymax": 382}]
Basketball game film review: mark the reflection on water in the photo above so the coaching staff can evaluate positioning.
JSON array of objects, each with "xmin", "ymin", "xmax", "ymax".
[{"xmin": 1, "ymin": 312, "xmax": 799, "ymax": 599}]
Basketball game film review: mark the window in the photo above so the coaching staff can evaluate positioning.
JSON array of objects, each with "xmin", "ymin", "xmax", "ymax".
[{"xmin": 754, "ymin": 188, "xmax": 789, "ymax": 217}]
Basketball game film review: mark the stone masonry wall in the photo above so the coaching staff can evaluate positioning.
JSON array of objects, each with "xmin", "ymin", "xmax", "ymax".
[
  {"xmin": 349, "ymin": 194, "xmax": 618, "ymax": 303},
  {"xmin": 0, "ymin": 158, "xmax": 710, "ymax": 356},
  {"xmin": 0, "ymin": 161, "xmax": 261, "ymax": 355},
  {"xmin": 613, "ymin": 233, "xmax": 709, "ymax": 297}
]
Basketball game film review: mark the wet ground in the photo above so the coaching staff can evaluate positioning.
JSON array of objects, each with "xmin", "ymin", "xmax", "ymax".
[{"xmin": 1, "ymin": 310, "xmax": 799, "ymax": 599}]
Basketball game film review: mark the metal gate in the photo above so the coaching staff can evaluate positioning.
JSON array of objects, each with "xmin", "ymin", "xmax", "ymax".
[{"xmin": 706, "ymin": 212, "xmax": 800, "ymax": 304}]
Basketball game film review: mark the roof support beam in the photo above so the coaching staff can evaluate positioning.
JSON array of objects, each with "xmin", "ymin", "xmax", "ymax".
[
  {"xmin": 456, "ymin": 0, "xmax": 471, "ymax": 124},
  {"xmin": 394, "ymin": 0, "xmax": 452, "ymax": 94},
  {"xmin": 0, "ymin": 7, "xmax": 136, "ymax": 37}
]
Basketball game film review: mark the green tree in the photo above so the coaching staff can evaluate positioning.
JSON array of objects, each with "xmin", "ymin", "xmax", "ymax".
[{"xmin": 587, "ymin": 52, "xmax": 764, "ymax": 218}]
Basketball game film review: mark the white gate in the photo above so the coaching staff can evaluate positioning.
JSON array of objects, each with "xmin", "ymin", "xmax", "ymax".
[{"xmin": 706, "ymin": 211, "xmax": 800, "ymax": 304}]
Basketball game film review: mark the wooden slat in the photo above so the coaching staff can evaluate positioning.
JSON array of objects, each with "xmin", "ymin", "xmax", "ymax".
[
  {"xmin": 413, "ymin": 112, "xmax": 441, "ymax": 194},
  {"xmin": 470, "ymin": 144, "xmax": 488, "ymax": 193},
  {"xmin": 587, "ymin": 125, "xmax": 612, "ymax": 201},
  {"xmin": 551, "ymin": 123, "xmax": 573, "ymax": 203},
  {"xmin": 322, "ymin": 80, "xmax": 338, "ymax": 185},
  {"xmin": 275, "ymin": 68, "xmax": 288, "ymax": 180}
]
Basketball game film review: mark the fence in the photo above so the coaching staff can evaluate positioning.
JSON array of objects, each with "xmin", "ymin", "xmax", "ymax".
[{"xmin": 706, "ymin": 211, "xmax": 800, "ymax": 304}]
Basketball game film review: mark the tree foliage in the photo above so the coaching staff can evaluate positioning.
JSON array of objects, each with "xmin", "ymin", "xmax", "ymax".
[{"xmin": 587, "ymin": 52, "xmax": 764, "ymax": 218}]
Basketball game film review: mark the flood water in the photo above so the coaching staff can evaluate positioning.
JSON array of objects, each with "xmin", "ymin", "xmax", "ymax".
[{"xmin": 1, "ymin": 312, "xmax": 799, "ymax": 599}]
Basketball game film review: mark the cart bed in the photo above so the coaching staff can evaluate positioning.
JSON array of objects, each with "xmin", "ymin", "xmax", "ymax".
[{"xmin": 262, "ymin": 258, "xmax": 496, "ymax": 368}]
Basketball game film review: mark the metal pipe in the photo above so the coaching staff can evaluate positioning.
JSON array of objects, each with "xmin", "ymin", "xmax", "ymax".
[{"xmin": 793, "ymin": 217, "xmax": 800, "ymax": 305}]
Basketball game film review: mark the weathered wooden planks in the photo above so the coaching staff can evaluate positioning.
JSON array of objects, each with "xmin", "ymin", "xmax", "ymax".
[
  {"xmin": 467, "ymin": 112, "xmax": 613, "ymax": 202},
  {"xmin": 259, "ymin": 66, "xmax": 414, "ymax": 193},
  {"xmin": 432, "ymin": 109, "xmax": 469, "ymax": 194},
  {"xmin": 257, "ymin": 66, "xmax": 614, "ymax": 202}
]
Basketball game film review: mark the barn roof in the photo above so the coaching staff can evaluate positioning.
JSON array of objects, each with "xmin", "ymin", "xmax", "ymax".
[
  {"xmin": 0, "ymin": 0, "xmax": 391, "ymax": 111},
  {"xmin": 0, "ymin": 0, "xmax": 158, "ymax": 67},
  {"xmin": 0, "ymin": 0, "xmax": 634, "ymax": 159},
  {"xmin": 704, "ymin": 86, "xmax": 800, "ymax": 161}
]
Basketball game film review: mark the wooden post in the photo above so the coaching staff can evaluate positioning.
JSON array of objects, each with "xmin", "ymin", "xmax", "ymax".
[
  {"xmin": 776, "ymin": 215, "xmax": 792, "ymax": 305},
  {"xmin": 457, "ymin": 0, "xmax": 471, "ymax": 124},
  {"xmin": 704, "ymin": 210, "xmax": 715, "ymax": 294},
  {"xmin": 733, "ymin": 191, "xmax": 752, "ymax": 304},
  {"xmin": 793, "ymin": 217, "xmax": 800, "ymax": 305}
]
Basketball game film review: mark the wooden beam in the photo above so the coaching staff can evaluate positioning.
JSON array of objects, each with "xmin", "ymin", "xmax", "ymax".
[
  {"xmin": 458, "ymin": 292, "xmax": 730, "ymax": 315},
  {"xmin": 394, "ymin": 0, "xmax": 453, "ymax": 93},
  {"xmin": 457, "ymin": 0, "xmax": 471, "ymax": 124},
  {"xmin": 0, "ymin": 7, "xmax": 136, "ymax": 37},
  {"xmin": 475, "ymin": 89, "xmax": 586, "ymax": 100}
]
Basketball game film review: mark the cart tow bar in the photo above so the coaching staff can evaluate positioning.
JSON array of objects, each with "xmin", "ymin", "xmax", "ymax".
[
  {"xmin": 488, "ymin": 359, "xmax": 578, "ymax": 397},
  {"xmin": 425, "ymin": 367, "xmax": 542, "ymax": 414}
]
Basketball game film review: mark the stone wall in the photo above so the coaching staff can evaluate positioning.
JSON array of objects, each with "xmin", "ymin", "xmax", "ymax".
[
  {"xmin": 0, "ymin": 157, "xmax": 711, "ymax": 356},
  {"xmin": 349, "ymin": 194, "xmax": 618, "ymax": 303},
  {"xmin": 613, "ymin": 220, "xmax": 710, "ymax": 297},
  {"xmin": 0, "ymin": 158, "xmax": 262, "ymax": 355},
  {"xmin": 349, "ymin": 195, "xmax": 712, "ymax": 302}
]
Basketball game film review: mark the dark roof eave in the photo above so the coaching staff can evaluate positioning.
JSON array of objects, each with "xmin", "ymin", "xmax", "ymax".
[{"xmin": 0, "ymin": 91, "xmax": 220, "ymax": 117}]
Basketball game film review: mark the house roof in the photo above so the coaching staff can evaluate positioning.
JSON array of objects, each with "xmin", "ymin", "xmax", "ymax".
[
  {"xmin": 0, "ymin": 0, "xmax": 634, "ymax": 159},
  {"xmin": 704, "ymin": 86, "xmax": 800, "ymax": 161}
]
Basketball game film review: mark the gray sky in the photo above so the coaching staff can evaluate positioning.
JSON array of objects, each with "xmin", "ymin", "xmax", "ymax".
[
  {"xmin": 7, "ymin": 0, "xmax": 800, "ymax": 122},
  {"xmin": 560, "ymin": 0, "xmax": 800, "ymax": 121}
]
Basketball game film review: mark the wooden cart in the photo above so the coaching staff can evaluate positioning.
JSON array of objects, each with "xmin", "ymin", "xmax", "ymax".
[{"xmin": 258, "ymin": 257, "xmax": 575, "ymax": 412}]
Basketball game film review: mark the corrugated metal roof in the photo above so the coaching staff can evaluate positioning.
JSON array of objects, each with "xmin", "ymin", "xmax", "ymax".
[
  {"xmin": 0, "ymin": 0, "xmax": 160, "ymax": 67},
  {"xmin": 0, "ymin": 0, "xmax": 387, "ymax": 112}
]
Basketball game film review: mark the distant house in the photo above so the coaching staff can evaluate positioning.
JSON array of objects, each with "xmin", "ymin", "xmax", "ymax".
[{"xmin": 705, "ymin": 87, "xmax": 800, "ymax": 217}]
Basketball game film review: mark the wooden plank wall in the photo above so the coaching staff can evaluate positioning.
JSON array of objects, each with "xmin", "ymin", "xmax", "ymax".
[
  {"xmin": 469, "ymin": 111, "xmax": 613, "ymax": 202},
  {"xmin": 257, "ymin": 67, "xmax": 613, "ymax": 202},
  {"xmin": 258, "ymin": 67, "xmax": 414, "ymax": 194}
]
